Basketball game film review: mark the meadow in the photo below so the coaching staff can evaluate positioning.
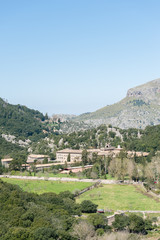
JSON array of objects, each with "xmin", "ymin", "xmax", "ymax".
[
  {"xmin": 77, "ymin": 184, "xmax": 160, "ymax": 211},
  {"xmin": 3, "ymin": 178, "xmax": 160, "ymax": 212},
  {"xmin": 2, "ymin": 178, "xmax": 92, "ymax": 194}
]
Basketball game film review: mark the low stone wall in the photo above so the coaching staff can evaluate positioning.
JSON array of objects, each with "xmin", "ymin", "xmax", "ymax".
[
  {"xmin": 75, "ymin": 180, "xmax": 101, "ymax": 196},
  {"xmin": 0, "ymin": 175, "xmax": 144, "ymax": 185}
]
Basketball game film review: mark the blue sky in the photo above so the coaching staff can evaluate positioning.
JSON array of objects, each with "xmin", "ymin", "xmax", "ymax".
[{"xmin": 0, "ymin": 0, "xmax": 160, "ymax": 115}]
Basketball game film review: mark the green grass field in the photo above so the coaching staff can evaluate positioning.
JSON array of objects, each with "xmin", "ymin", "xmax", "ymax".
[
  {"xmin": 3, "ymin": 178, "xmax": 160, "ymax": 212},
  {"xmin": 77, "ymin": 184, "xmax": 160, "ymax": 211},
  {"xmin": 1, "ymin": 178, "xmax": 92, "ymax": 194}
]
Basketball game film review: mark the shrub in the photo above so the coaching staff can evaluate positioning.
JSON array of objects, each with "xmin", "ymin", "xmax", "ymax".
[
  {"xmin": 88, "ymin": 213, "xmax": 108, "ymax": 230},
  {"xmin": 112, "ymin": 214, "xmax": 130, "ymax": 231},
  {"xmin": 81, "ymin": 200, "xmax": 98, "ymax": 213},
  {"xmin": 96, "ymin": 228, "xmax": 105, "ymax": 236},
  {"xmin": 128, "ymin": 214, "xmax": 146, "ymax": 234}
]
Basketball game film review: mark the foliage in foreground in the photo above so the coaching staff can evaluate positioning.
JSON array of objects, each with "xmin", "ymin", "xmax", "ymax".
[
  {"xmin": 0, "ymin": 180, "xmax": 79, "ymax": 239},
  {"xmin": 0, "ymin": 180, "xmax": 99, "ymax": 239},
  {"xmin": 0, "ymin": 179, "xmax": 156, "ymax": 240}
]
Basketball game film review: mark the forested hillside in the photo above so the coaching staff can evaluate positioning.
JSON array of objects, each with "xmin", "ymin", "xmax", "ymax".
[
  {"xmin": 0, "ymin": 135, "xmax": 23, "ymax": 158},
  {"xmin": 0, "ymin": 98, "xmax": 48, "ymax": 141},
  {"xmin": 35, "ymin": 124, "xmax": 160, "ymax": 155}
]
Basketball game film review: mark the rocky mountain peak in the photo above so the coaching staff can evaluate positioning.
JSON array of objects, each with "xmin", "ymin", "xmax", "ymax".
[
  {"xmin": 74, "ymin": 78, "xmax": 160, "ymax": 130},
  {"xmin": 126, "ymin": 78, "xmax": 160, "ymax": 104}
]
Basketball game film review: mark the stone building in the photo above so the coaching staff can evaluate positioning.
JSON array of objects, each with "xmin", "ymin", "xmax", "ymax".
[
  {"xmin": 27, "ymin": 154, "xmax": 50, "ymax": 164},
  {"xmin": 56, "ymin": 146, "xmax": 123, "ymax": 163},
  {"xmin": 56, "ymin": 149, "xmax": 82, "ymax": 163},
  {"xmin": 1, "ymin": 158, "xmax": 13, "ymax": 168}
]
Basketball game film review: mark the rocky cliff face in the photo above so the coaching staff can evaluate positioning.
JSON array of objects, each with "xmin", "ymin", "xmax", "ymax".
[
  {"xmin": 127, "ymin": 78, "xmax": 160, "ymax": 105},
  {"xmin": 74, "ymin": 78, "xmax": 160, "ymax": 129}
]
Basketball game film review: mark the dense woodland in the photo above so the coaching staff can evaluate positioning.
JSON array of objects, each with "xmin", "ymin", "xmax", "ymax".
[{"xmin": 0, "ymin": 98, "xmax": 48, "ymax": 141}]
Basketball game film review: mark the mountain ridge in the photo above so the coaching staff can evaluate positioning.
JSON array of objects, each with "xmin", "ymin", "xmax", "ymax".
[{"xmin": 74, "ymin": 78, "xmax": 160, "ymax": 129}]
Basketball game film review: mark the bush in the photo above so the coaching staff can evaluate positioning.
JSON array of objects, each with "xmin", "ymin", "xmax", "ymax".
[
  {"xmin": 81, "ymin": 200, "xmax": 98, "ymax": 213},
  {"xmin": 112, "ymin": 214, "xmax": 152, "ymax": 234},
  {"xmin": 112, "ymin": 214, "xmax": 130, "ymax": 231},
  {"xmin": 96, "ymin": 228, "xmax": 105, "ymax": 236},
  {"xmin": 59, "ymin": 191, "xmax": 75, "ymax": 200},
  {"xmin": 128, "ymin": 214, "xmax": 146, "ymax": 234},
  {"xmin": 88, "ymin": 213, "xmax": 109, "ymax": 230}
]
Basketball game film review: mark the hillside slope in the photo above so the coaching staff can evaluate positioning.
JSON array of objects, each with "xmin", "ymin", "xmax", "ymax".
[
  {"xmin": 76, "ymin": 78, "xmax": 160, "ymax": 129},
  {"xmin": 43, "ymin": 124, "xmax": 160, "ymax": 153},
  {"xmin": 0, "ymin": 98, "xmax": 48, "ymax": 141}
]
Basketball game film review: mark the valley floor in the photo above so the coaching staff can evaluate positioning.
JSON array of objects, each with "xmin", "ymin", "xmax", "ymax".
[{"xmin": 2, "ymin": 175, "xmax": 160, "ymax": 212}]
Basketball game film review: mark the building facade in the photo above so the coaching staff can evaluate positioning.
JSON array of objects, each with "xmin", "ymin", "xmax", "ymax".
[
  {"xmin": 27, "ymin": 154, "xmax": 50, "ymax": 164},
  {"xmin": 1, "ymin": 158, "xmax": 13, "ymax": 168},
  {"xmin": 56, "ymin": 146, "xmax": 123, "ymax": 163},
  {"xmin": 56, "ymin": 149, "xmax": 82, "ymax": 163}
]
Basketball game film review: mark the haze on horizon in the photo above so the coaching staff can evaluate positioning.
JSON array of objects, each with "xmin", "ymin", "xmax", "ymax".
[{"xmin": 0, "ymin": 0, "xmax": 160, "ymax": 116}]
